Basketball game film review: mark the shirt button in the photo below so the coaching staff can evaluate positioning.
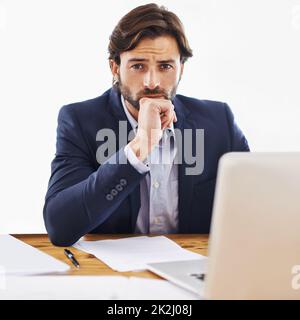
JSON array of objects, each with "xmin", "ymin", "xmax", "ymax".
[
  {"xmin": 154, "ymin": 217, "xmax": 161, "ymax": 224},
  {"xmin": 153, "ymin": 181, "xmax": 160, "ymax": 189}
]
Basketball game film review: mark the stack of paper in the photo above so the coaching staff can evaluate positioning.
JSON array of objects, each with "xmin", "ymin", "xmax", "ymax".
[
  {"xmin": 0, "ymin": 235, "xmax": 202, "ymax": 300},
  {"xmin": 0, "ymin": 235, "xmax": 69, "ymax": 275},
  {"xmin": 73, "ymin": 235, "xmax": 204, "ymax": 272}
]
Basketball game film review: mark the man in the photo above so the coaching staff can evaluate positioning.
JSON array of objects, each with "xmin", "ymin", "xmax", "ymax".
[{"xmin": 44, "ymin": 3, "xmax": 249, "ymax": 246}]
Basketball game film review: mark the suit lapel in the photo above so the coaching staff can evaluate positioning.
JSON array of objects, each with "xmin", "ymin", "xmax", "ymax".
[{"xmin": 173, "ymin": 96, "xmax": 194, "ymax": 233}]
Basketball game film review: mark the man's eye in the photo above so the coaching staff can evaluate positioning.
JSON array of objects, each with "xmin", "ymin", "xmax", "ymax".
[
  {"xmin": 131, "ymin": 64, "xmax": 144, "ymax": 70},
  {"xmin": 160, "ymin": 64, "xmax": 172, "ymax": 70}
]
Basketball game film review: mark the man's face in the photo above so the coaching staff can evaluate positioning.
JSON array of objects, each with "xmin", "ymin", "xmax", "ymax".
[{"xmin": 111, "ymin": 35, "xmax": 184, "ymax": 110}]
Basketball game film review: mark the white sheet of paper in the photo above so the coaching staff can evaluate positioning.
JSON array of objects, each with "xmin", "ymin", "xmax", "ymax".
[
  {"xmin": 0, "ymin": 275, "xmax": 200, "ymax": 300},
  {"xmin": 122, "ymin": 277, "xmax": 201, "ymax": 300},
  {"xmin": 73, "ymin": 236, "xmax": 204, "ymax": 272},
  {"xmin": 0, "ymin": 235, "xmax": 70, "ymax": 275},
  {"xmin": 0, "ymin": 275, "xmax": 127, "ymax": 300}
]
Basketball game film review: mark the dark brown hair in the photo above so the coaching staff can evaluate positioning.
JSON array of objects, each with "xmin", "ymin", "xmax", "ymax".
[{"xmin": 108, "ymin": 3, "xmax": 193, "ymax": 65}]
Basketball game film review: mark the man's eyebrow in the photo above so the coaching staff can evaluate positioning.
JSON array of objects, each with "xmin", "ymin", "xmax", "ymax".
[
  {"xmin": 157, "ymin": 59, "xmax": 176, "ymax": 64},
  {"xmin": 127, "ymin": 58, "xmax": 176, "ymax": 64},
  {"xmin": 127, "ymin": 58, "xmax": 148, "ymax": 63}
]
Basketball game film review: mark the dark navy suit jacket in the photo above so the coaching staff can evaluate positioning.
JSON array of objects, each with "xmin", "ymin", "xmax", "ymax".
[{"xmin": 43, "ymin": 88, "xmax": 249, "ymax": 246}]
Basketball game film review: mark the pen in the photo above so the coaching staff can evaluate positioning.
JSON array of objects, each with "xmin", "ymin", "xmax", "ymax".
[{"xmin": 64, "ymin": 249, "xmax": 80, "ymax": 268}]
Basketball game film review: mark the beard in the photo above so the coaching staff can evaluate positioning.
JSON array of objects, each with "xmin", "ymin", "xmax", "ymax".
[{"xmin": 114, "ymin": 76, "xmax": 179, "ymax": 110}]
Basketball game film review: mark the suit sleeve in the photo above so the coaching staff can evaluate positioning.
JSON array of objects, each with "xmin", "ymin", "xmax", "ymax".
[
  {"xmin": 224, "ymin": 103, "xmax": 250, "ymax": 152},
  {"xmin": 43, "ymin": 105, "xmax": 145, "ymax": 246}
]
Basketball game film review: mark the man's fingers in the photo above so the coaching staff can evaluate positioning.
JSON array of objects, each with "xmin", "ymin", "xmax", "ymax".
[
  {"xmin": 146, "ymin": 99, "xmax": 175, "ymax": 129},
  {"xmin": 173, "ymin": 111, "xmax": 177, "ymax": 123},
  {"xmin": 161, "ymin": 116, "xmax": 169, "ymax": 129},
  {"xmin": 158, "ymin": 100, "xmax": 174, "ymax": 112},
  {"xmin": 161, "ymin": 111, "xmax": 176, "ymax": 129}
]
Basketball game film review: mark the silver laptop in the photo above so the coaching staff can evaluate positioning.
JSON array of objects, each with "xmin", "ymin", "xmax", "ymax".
[{"xmin": 148, "ymin": 153, "xmax": 300, "ymax": 299}]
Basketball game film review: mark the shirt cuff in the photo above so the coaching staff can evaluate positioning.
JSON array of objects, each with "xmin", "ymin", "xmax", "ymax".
[{"xmin": 124, "ymin": 144, "xmax": 150, "ymax": 174}]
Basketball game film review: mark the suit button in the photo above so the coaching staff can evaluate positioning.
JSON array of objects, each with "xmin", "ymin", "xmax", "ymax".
[
  {"xmin": 111, "ymin": 189, "xmax": 118, "ymax": 196},
  {"xmin": 116, "ymin": 184, "xmax": 123, "ymax": 191},
  {"xmin": 106, "ymin": 194, "xmax": 113, "ymax": 201},
  {"xmin": 120, "ymin": 179, "xmax": 127, "ymax": 186}
]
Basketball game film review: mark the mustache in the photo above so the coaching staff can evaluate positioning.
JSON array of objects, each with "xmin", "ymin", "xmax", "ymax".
[{"xmin": 138, "ymin": 88, "xmax": 169, "ymax": 99}]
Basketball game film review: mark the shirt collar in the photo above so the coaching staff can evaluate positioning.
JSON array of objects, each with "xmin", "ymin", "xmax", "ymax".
[{"xmin": 121, "ymin": 95, "xmax": 138, "ymax": 133}]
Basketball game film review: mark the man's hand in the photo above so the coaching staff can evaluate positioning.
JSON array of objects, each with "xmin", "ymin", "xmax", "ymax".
[{"xmin": 128, "ymin": 97, "xmax": 177, "ymax": 162}]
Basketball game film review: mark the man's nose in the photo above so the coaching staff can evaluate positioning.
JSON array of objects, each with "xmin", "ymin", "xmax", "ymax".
[{"xmin": 143, "ymin": 70, "xmax": 160, "ymax": 90}]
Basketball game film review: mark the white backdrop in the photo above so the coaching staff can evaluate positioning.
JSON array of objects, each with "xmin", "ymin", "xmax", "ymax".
[{"xmin": 1, "ymin": 0, "xmax": 300, "ymax": 233}]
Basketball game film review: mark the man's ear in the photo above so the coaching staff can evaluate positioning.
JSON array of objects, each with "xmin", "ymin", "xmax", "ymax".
[
  {"xmin": 179, "ymin": 63, "xmax": 184, "ymax": 81},
  {"xmin": 109, "ymin": 59, "xmax": 119, "ymax": 77}
]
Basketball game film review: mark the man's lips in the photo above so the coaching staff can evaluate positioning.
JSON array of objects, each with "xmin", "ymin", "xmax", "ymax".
[{"xmin": 142, "ymin": 94, "xmax": 165, "ymax": 98}]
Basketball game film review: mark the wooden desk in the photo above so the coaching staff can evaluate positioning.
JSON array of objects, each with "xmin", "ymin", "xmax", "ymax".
[{"xmin": 12, "ymin": 234, "xmax": 208, "ymax": 279}]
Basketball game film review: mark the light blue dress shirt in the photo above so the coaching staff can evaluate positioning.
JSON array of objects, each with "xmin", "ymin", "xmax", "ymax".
[{"xmin": 122, "ymin": 96, "xmax": 179, "ymax": 233}]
